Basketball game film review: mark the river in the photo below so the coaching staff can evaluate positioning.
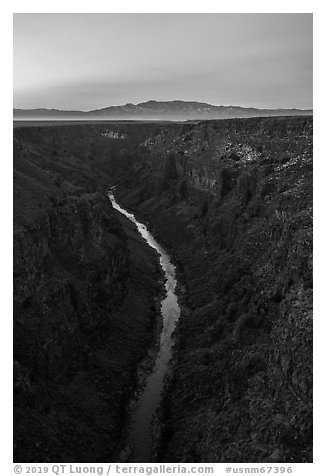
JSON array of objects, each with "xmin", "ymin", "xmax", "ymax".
[{"xmin": 108, "ymin": 190, "xmax": 181, "ymax": 462}]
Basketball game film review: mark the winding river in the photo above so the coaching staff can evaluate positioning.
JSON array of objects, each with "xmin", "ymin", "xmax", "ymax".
[{"xmin": 108, "ymin": 190, "xmax": 181, "ymax": 462}]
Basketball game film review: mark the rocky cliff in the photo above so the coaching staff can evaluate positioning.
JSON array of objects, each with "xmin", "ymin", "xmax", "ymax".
[
  {"xmin": 115, "ymin": 116, "xmax": 313, "ymax": 463},
  {"xmin": 13, "ymin": 116, "xmax": 313, "ymax": 463},
  {"xmin": 13, "ymin": 126, "xmax": 162, "ymax": 462}
]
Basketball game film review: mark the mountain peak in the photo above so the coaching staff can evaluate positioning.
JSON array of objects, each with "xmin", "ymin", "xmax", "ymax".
[{"xmin": 14, "ymin": 100, "xmax": 312, "ymax": 121}]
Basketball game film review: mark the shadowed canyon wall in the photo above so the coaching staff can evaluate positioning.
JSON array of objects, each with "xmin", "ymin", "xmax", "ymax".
[
  {"xmin": 14, "ymin": 116, "xmax": 312, "ymax": 463},
  {"xmin": 13, "ymin": 125, "xmax": 163, "ymax": 462},
  {"xmin": 114, "ymin": 116, "xmax": 313, "ymax": 463}
]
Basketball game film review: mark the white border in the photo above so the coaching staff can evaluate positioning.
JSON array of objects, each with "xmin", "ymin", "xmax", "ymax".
[{"xmin": 2, "ymin": 1, "xmax": 322, "ymax": 473}]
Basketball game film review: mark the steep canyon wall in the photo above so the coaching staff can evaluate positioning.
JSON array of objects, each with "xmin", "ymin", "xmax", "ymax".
[
  {"xmin": 13, "ymin": 125, "xmax": 162, "ymax": 461},
  {"xmin": 13, "ymin": 117, "xmax": 313, "ymax": 463},
  {"xmin": 115, "ymin": 116, "xmax": 313, "ymax": 463}
]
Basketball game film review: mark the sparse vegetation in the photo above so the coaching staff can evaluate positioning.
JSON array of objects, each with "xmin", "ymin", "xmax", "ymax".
[
  {"xmin": 115, "ymin": 115, "xmax": 313, "ymax": 463},
  {"xmin": 13, "ymin": 124, "xmax": 163, "ymax": 462},
  {"xmin": 13, "ymin": 116, "xmax": 312, "ymax": 463}
]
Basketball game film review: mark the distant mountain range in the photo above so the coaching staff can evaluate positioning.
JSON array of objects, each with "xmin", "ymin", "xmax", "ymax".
[{"xmin": 13, "ymin": 100, "xmax": 313, "ymax": 121}]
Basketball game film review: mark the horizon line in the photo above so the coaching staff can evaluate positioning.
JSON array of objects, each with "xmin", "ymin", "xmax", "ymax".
[{"xmin": 13, "ymin": 99, "xmax": 313, "ymax": 113}]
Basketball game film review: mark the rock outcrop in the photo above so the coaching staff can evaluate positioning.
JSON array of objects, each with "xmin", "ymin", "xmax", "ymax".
[
  {"xmin": 13, "ymin": 126, "xmax": 162, "ymax": 462},
  {"xmin": 115, "ymin": 116, "xmax": 313, "ymax": 463},
  {"xmin": 13, "ymin": 116, "xmax": 313, "ymax": 463}
]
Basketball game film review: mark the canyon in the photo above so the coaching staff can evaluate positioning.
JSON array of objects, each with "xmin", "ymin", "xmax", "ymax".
[{"xmin": 13, "ymin": 115, "xmax": 313, "ymax": 463}]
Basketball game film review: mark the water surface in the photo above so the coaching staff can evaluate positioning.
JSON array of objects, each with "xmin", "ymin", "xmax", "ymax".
[{"xmin": 108, "ymin": 190, "xmax": 180, "ymax": 462}]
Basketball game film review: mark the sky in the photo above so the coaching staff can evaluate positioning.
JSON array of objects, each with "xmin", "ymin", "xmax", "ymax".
[{"xmin": 13, "ymin": 13, "xmax": 313, "ymax": 110}]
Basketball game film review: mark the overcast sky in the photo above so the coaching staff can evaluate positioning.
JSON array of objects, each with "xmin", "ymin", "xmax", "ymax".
[{"xmin": 13, "ymin": 13, "xmax": 313, "ymax": 110}]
